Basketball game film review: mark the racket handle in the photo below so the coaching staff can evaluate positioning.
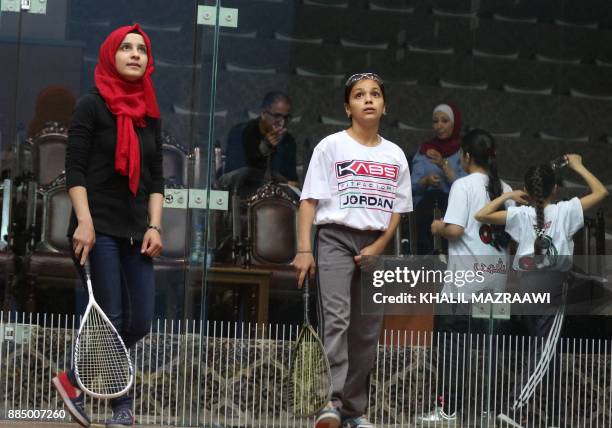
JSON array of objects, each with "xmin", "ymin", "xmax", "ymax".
[
  {"xmin": 83, "ymin": 259, "xmax": 91, "ymax": 280},
  {"xmin": 303, "ymin": 275, "xmax": 309, "ymax": 324}
]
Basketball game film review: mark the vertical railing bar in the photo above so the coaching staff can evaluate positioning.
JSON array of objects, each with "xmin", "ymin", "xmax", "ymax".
[
  {"xmin": 403, "ymin": 330, "xmax": 410, "ymax": 428},
  {"xmin": 428, "ymin": 330, "xmax": 434, "ymax": 421},
  {"xmin": 196, "ymin": 319, "xmax": 205, "ymax": 426},
  {"xmin": 133, "ymin": 327, "xmax": 139, "ymax": 423},
  {"xmin": 271, "ymin": 324, "xmax": 279, "ymax": 428},
  {"xmin": 596, "ymin": 339, "xmax": 601, "ymax": 428},
  {"xmin": 466, "ymin": 332, "xmax": 473, "ymax": 428},
  {"xmin": 217, "ymin": 321, "xmax": 224, "ymax": 428},
  {"xmin": 258, "ymin": 323, "xmax": 265, "ymax": 428},
  {"xmin": 539, "ymin": 336, "xmax": 544, "ymax": 428},
  {"xmin": 550, "ymin": 334, "xmax": 556, "ymax": 428},
  {"xmin": 238, "ymin": 321, "xmax": 245, "ymax": 428},
  {"xmin": 265, "ymin": 324, "xmax": 272, "ymax": 428},
  {"xmin": 251, "ymin": 323, "xmax": 257, "ymax": 428},
  {"xmin": 570, "ymin": 338, "xmax": 576, "ymax": 428},
  {"xmin": 458, "ymin": 332, "xmax": 465, "ymax": 428},
  {"xmin": 417, "ymin": 330, "xmax": 422, "ymax": 423},
  {"xmin": 175, "ymin": 320, "xmax": 182, "ymax": 426},
  {"xmin": 379, "ymin": 329, "xmax": 386, "ymax": 426},
  {"xmin": 286, "ymin": 324, "xmax": 292, "ymax": 428},
  {"xmin": 511, "ymin": 335, "xmax": 517, "ymax": 422},
  {"xmin": 602, "ymin": 340, "xmax": 608, "ymax": 428},
  {"xmin": 151, "ymin": 319, "xmax": 159, "ymax": 425},
  {"xmin": 564, "ymin": 337, "xmax": 569, "ymax": 428},
  {"xmin": 580, "ymin": 338, "xmax": 585, "ymax": 428},
  {"xmin": 16, "ymin": 312, "xmax": 23, "ymax": 413},
  {"xmin": 416, "ymin": 331, "xmax": 422, "ymax": 427},
  {"xmin": 493, "ymin": 333, "xmax": 499, "ymax": 420},
  {"xmin": 400, "ymin": 330, "xmax": 413, "ymax": 427},
  {"xmin": 591, "ymin": 339, "xmax": 595, "ymax": 428},
  {"xmin": 25, "ymin": 312, "xmax": 33, "ymax": 412},
  {"xmin": 584, "ymin": 339, "xmax": 595, "ymax": 427},
  {"xmin": 70, "ymin": 314, "xmax": 76, "ymax": 423},
  {"xmin": 181, "ymin": 320, "xmax": 188, "ymax": 426},
  {"xmin": 435, "ymin": 330, "xmax": 441, "ymax": 424},
  {"xmin": 245, "ymin": 322, "xmax": 252, "ymax": 428},
  {"xmin": 47, "ymin": 314, "xmax": 55, "ymax": 413},
  {"xmin": 605, "ymin": 340, "xmax": 612, "ymax": 425},
  {"xmin": 452, "ymin": 331, "xmax": 458, "ymax": 422},
  {"xmin": 394, "ymin": 330, "xmax": 400, "ymax": 428},
  {"xmin": 523, "ymin": 336, "xmax": 529, "ymax": 427},
  {"xmin": 229, "ymin": 321, "xmax": 237, "ymax": 428},
  {"xmin": 33, "ymin": 313, "xmax": 41, "ymax": 416},
  {"xmin": 500, "ymin": 334, "xmax": 506, "ymax": 419},
  {"xmin": 280, "ymin": 324, "xmax": 288, "ymax": 428},
  {"xmin": 161, "ymin": 318, "xmax": 168, "ymax": 425},
  {"xmin": 167, "ymin": 319, "xmax": 174, "ymax": 425},
  {"xmin": 188, "ymin": 319, "xmax": 196, "ymax": 426},
  {"xmin": 476, "ymin": 333, "xmax": 482, "ymax": 426},
  {"xmin": 138, "ymin": 328, "xmax": 146, "ymax": 422},
  {"xmin": 212, "ymin": 320, "xmax": 218, "ymax": 428}
]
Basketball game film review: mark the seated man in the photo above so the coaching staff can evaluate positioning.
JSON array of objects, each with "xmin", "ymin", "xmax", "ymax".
[{"xmin": 224, "ymin": 91, "xmax": 298, "ymax": 186}]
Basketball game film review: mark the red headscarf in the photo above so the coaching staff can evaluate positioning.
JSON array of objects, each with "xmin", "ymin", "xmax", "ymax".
[
  {"xmin": 94, "ymin": 23, "xmax": 160, "ymax": 196},
  {"xmin": 419, "ymin": 103, "xmax": 462, "ymax": 158}
]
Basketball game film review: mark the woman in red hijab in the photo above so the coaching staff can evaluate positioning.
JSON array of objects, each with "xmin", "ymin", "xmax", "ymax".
[
  {"xmin": 53, "ymin": 24, "xmax": 164, "ymax": 428},
  {"xmin": 410, "ymin": 103, "xmax": 466, "ymax": 254}
]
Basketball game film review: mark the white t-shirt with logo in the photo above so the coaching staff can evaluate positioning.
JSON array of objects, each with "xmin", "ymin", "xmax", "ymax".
[
  {"xmin": 301, "ymin": 131, "xmax": 413, "ymax": 231},
  {"xmin": 443, "ymin": 172, "xmax": 513, "ymax": 292},
  {"xmin": 505, "ymin": 197, "xmax": 584, "ymax": 271}
]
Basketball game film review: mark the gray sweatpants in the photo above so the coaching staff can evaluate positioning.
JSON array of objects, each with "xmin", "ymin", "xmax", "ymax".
[{"xmin": 315, "ymin": 224, "xmax": 384, "ymax": 418}]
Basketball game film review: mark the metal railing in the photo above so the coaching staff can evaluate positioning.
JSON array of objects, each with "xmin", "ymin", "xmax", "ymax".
[{"xmin": 0, "ymin": 312, "xmax": 610, "ymax": 427}]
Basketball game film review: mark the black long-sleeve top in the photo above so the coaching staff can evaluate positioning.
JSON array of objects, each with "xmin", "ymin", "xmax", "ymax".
[
  {"xmin": 224, "ymin": 119, "xmax": 298, "ymax": 181},
  {"xmin": 65, "ymin": 88, "xmax": 164, "ymax": 241}
]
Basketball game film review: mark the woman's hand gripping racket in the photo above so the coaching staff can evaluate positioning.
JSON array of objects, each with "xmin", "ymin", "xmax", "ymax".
[
  {"xmin": 288, "ymin": 276, "xmax": 332, "ymax": 416},
  {"xmin": 74, "ymin": 261, "xmax": 134, "ymax": 398}
]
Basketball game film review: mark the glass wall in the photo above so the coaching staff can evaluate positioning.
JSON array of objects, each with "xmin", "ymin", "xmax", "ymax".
[
  {"xmin": 0, "ymin": 0, "xmax": 215, "ymax": 321},
  {"xmin": 0, "ymin": 0, "xmax": 611, "ymax": 425},
  {"xmin": 207, "ymin": 0, "xmax": 612, "ymax": 328},
  {"xmin": 3, "ymin": 0, "xmax": 609, "ymax": 333}
]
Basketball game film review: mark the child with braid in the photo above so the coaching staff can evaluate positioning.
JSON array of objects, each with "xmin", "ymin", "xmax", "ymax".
[{"xmin": 475, "ymin": 154, "xmax": 608, "ymax": 427}]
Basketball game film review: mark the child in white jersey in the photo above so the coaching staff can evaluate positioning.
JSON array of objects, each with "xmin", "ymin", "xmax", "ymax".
[
  {"xmin": 420, "ymin": 129, "xmax": 513, "ymax": 424},
  {"xmin": 292, "ymin": 73, "xmax": 412, "ymax": 428},
  {"xmin": 475, "ymin": 154, "xmax": 608, "ymax": 427}
]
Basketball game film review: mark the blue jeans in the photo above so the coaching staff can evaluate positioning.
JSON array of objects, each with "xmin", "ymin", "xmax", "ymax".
[{"xmin": 69, "ymin": 233, "xmax": 155, "ymax": 408}]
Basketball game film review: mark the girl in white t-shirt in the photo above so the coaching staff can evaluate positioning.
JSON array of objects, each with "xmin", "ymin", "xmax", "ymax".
[
  {"xmin": 292, "ymin": 73, "xmax": 412, "ymax": 428},
  {"xmin": 475, "ymin": 154, "xmax": 608, "ymax": 427},
  {"xmin": 421, "ymin": 129, "xmax": 512, "ymax": 423}
]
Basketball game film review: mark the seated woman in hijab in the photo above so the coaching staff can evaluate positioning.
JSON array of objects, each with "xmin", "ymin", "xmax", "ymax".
[{"xmin": 410, "ymin": 103, "xmax": 466, "ymax": 254}]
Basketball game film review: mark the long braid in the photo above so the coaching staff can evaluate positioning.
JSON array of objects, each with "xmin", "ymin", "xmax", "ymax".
[
  {"xmin": 485, "ymin": 140, "xmax": 510, "ymax": 250},
  {"xmin": 524, "ymin": 165, "xmax": 555, "ymax": 255}
]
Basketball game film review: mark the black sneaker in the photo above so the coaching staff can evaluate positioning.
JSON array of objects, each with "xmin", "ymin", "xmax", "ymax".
[
  {"xmin": 52, "ymin": 371, "xmax": 90, "ymax": 427},
  {"xmin": 106, "ymin": 404, "xmax": 134, "ymax": 428}
]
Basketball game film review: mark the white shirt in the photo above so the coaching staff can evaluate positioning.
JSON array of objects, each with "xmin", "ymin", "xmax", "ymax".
[
  {"xmin": 505, "ymin": 197, "xmax": 584, "ymax": 271},
  {"xmin": 301, "ymin": 131, "xmax": 413, "ymax": 231},
  {"xmin": 443, "ymin": 172, "xmax": 513, "ymax": 292}
]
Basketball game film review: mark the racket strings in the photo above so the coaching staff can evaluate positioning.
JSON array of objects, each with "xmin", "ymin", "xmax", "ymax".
[
  {"xmin": 289, "ymin": 326, "xmax": 331, "ymax": 416},
  {"xmin": 74, "ymin": 307, "xmax": 133, "ymax": 396}
]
